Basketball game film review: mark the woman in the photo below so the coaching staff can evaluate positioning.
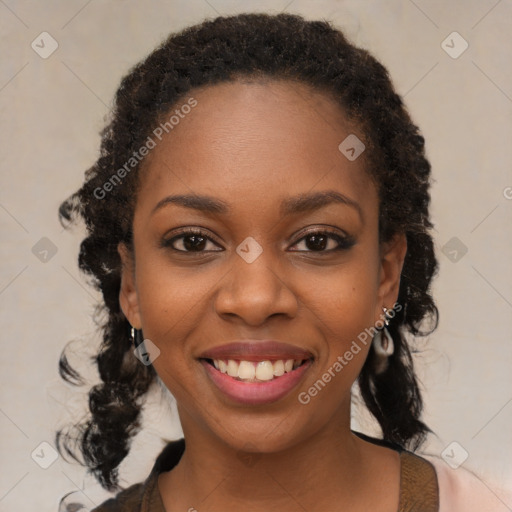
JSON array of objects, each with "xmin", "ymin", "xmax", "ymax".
[{"xmin": 56, "ymin": 12, "xmax": 508, "ymax": 512}]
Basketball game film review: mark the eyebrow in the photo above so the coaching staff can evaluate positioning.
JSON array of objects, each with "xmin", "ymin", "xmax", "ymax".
[{"xmin": 152, "ymin": 190, "xmax": 363, "ymax": 220}]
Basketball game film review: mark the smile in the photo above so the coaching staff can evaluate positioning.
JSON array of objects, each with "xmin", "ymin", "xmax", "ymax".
[
  {"xmin": 209, "ymin": 358, "xmax": 306, "ymax": 381},
  {"xmin": 198, "ymin": 340, "xmax": 314, "ymax": 405},
  {"xmin": 200, "ymin": 357, "xmax": 312, "ymax": 405}
]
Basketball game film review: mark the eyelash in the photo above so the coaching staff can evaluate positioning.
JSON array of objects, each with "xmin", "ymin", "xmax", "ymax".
[{"xmin": 161, "ymin": 227, "xmax": 355, "ymax": 254}]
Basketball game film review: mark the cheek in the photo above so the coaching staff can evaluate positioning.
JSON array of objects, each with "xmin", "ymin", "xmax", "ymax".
[
  {"xmin": 136, "ymin": 241, "xmax": 211, "ymax": 308},
  {"xmin": 309, "ymin": 253, "xmax": 379, "ymax": 328},
  {"xmin": 133, "ymin": 256, "xmax": 218, "ymax": 359},
  {"xmin": 299, "ymin": 249, "xmax": 380, "ymax": 374},
  {"xmin": 134, "ymin": 261, "xmax": 209, "ymax": 402}
]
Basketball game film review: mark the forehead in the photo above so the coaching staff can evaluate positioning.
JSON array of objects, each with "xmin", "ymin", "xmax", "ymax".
[{"xmin": 136, "ymin": 79, "xmax": 376, "ymax": 218}]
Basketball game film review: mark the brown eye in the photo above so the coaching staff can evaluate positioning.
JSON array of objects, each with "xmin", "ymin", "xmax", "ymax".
[
  {"xmin": 303, "ymin": 233, "xmax": 330, "ymax": 251},
  {"xmin": 177, "ymin": 233, "xmax": 207, "ymax": 252},
  {"xmin": 162, "ymin": 229, "xmax": 223, "ymax": 253},
  {"xmin": 290, "ymin": 230, "xmax": 355, "ymax": 252}
]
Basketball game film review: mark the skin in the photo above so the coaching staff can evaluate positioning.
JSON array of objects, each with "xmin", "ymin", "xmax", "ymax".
[{"xmin": 118, "ymin": 79, "xmax": 407, "ymax": 512}]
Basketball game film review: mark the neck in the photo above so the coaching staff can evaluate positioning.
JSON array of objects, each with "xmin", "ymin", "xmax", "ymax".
[{"xmin": 159, "ymin": 406, "xmax": 392, "ymax": 511}]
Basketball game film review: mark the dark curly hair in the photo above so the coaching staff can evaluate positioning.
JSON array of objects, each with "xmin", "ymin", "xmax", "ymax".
[{"xmin": 56, "ymin": 12, "xmax": 438, "ymax": 492}]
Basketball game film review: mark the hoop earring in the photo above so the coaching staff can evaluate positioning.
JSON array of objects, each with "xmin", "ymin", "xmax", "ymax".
[
  {"xmin": 372, "ymin": 327, "xmax": 394, "ymax": 357},
  {"xmin": 130, "ymin": 326, "xmax": 144, "ymax": 349},
  {"xmin": 372, "ymin": 307, "xmax": 394, "ymax": 374}
]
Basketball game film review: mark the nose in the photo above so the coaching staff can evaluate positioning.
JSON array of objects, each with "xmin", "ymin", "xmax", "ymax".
[{"xmin": 214, "ymin": 245, "xmax": 298, "ymax": 326}]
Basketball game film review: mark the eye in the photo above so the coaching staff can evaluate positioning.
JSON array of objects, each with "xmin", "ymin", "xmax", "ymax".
[
  {"xmin": 289, "ymin": 229, "xmax": 355, "ymax": 252},
  {"xmin": 162, "ymin": 228, "xmax": 223, "ymax": 253},
  {"xmin": 161, "ymin": 227, "xmax": 354, "ymax": 254}
]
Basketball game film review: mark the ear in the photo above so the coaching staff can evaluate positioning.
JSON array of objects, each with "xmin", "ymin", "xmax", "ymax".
[
  {"xmin": 118, "ymin": 242, "xmax": 142, "ymax": 329},
  {"xmin": 376, "ymin": 232, "xmax": 407, "ymax": 318}
]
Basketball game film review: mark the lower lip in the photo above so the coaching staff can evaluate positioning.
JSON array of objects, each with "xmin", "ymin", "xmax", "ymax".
[{"xmin": 201, "ymin": 359, "xmax": 312, "ymax": 405}]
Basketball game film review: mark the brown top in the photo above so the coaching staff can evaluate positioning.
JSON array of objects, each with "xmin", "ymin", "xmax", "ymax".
[{"xmin": 90, "ymin": 437, "xmax": 439, "ymax": 512}]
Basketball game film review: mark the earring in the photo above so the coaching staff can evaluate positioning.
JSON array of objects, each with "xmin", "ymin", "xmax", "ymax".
[
  {"xmin": 372, "ymin": 307, "xmax": 394, "ymax": 374},
  {"xmin": 372, "ymin": 327, "xmax": 394, "ymax": 357},
  {"xmin": 382, "ymin": 306, "xmax": 390, "ymax": 326},
  {"xmin": 130, "ymin": 326, "xmax": 144, "ymax": 349}
]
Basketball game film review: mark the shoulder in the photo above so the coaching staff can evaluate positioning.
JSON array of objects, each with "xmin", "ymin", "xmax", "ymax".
[
  {"xmin": 90, "ymin": 482, "xmax": 145, "ymax": 512},
  {"xmin": 398, "ymin": 451, "xmax": 439, "ymax": 511},
  {"xmin": 87, "ymin": 438, "xmax": 184, "ymax": 512},
  {"xmin": 423, "ymin": 454, "xmax": 512, "ymax": 512}
]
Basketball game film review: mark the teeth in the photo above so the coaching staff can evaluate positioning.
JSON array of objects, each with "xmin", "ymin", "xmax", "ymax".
[
  {"xmin": 273, "ymin": 360, "xmax": 285, "ymax": 376},
  {"xmin": 238, "ymin": 361, "xmax": 255, "ymax": 380},
  {"xmin": 227, "ymin": 360, "xmax": 238, "ymax": 377},
  {"xmin": 255, "ymin": 361, "xmax": 274, "ymax": 381},
  {"xmin": 212, "ymin": 358, "xmax": 303, "ymax": 381}
]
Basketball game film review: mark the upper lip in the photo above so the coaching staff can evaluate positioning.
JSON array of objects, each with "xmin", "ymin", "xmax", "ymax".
[{"xmin": 198, "ymin": 340, "xmax": 314, "ymax": 362}]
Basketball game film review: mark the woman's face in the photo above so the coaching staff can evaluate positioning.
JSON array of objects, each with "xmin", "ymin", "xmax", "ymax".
[{"xmin": 119, "ymin": 79, "xmax": 406, "ymax": 453}]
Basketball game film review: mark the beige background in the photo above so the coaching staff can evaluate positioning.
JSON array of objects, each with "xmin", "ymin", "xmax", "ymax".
[{"xmin": 1, "ymin": 0, "xmax": 511, "ymax": 510}]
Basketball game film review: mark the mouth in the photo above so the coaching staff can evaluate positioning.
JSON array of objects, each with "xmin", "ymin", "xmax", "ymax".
[
  {"xmin": 201, "ymin": 357, "xmax": 309, "ymax": 382},
  {"xmin": 198, "ymin": 340, "xmax": 314, "ymax": 405}
]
